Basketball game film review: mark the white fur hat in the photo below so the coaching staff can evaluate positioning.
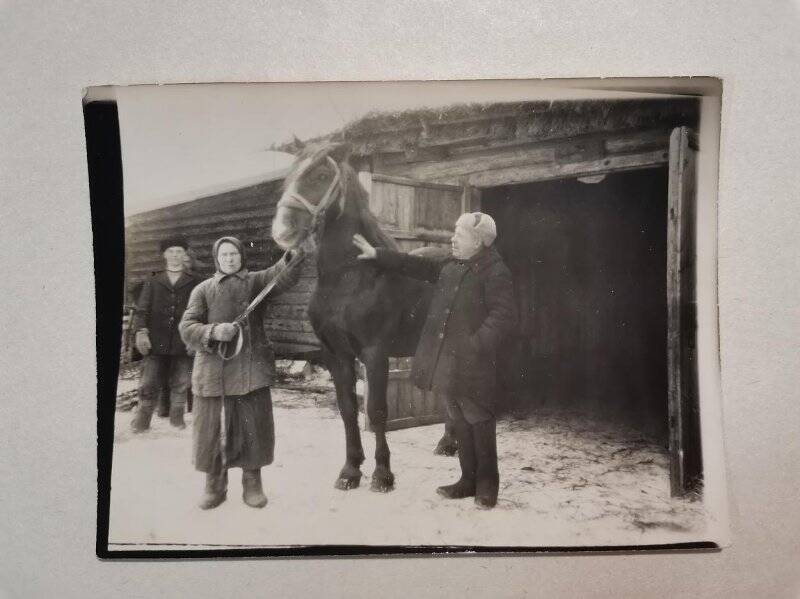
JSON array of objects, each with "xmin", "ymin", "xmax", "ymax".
[{"xmin": 455, "ymin": 212, "xmax": 497, "ymax": 247}]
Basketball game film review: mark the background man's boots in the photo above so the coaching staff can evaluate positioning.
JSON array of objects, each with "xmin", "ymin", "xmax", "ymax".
[
  {"xmin": 157, "ymin": 388, "xmax": 170, "ymax": 418},
  {"xmin": 242, "ymin": 469, "xmax": 268, "ymax": 508},
  {"xmin": 473, "ymin": 419, "xmax": 499, "ymax": 509},
  {"xmin": 436, "ymin": 418, "xmax": 477, "ymax": 499},
  {"xmin": 169, "ymin": 402, "xmax": 186, "ymax": 429},
  {"xmin": 198, "ymin": 470, "xmax": 227, "ymax": 510},
  {"xmin": 130, "ymin": 399, "xmax": 155, "ymax": 433}
]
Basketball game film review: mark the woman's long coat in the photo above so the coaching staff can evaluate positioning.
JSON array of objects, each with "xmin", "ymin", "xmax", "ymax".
[
  {"xmin": 375, "ymin": 245, "xmax": 518, "ymax": 411},
  {"xmin": 179, "ymin": 261, "xmax": 299, "ymax": 397}
]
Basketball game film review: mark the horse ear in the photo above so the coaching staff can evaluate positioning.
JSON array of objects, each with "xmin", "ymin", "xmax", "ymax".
[
  {"xmin": 326, "ymin": 142, "xmax": 352, "ymax": 165},
  {"xmin": 290, "ymin": 134, "xmax": 306, "ymax": 154}
]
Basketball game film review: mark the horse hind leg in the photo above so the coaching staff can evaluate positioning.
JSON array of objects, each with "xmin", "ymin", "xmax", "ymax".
[
  {"xmin": 361, "ymin": 346, "xmax": 395, "ymax": 493},
  {"xmin": 325, "ymin": 350, "xmax": 365, "ymax": 490},
  {"xmin": 433, "ymin": 416, "xmax": 459, "ymax": 456}
]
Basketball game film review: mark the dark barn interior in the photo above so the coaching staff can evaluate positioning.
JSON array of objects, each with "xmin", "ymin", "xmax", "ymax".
[{"xmin": 482, "ymin": 166, "xmax": 669, "ymax": 443}]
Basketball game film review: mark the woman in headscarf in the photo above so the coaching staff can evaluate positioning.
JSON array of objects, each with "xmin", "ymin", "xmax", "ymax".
[{"xmin": 180, "ymin": 237, "xmax": 300, "ymax": 510}]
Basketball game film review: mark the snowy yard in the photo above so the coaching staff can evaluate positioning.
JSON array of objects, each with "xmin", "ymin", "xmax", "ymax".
[{"xmin": 109, "ymin": 367, "xmax": 708, "ymax": 549}]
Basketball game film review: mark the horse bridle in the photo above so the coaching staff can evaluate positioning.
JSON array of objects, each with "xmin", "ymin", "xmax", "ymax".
[{"xmin": 278, "ymin": 156, "xmax": 344, "ymax": 238}]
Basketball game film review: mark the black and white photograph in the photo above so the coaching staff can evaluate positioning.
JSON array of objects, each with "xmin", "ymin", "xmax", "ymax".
[{"xmin": 94, "ymin": 79, "xmax": 727, "ymax": 552}]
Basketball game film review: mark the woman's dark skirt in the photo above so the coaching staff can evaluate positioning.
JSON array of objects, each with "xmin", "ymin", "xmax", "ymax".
[{"xmin": 192, "ymin": 387, "xmax": 275, "ymax": 473}]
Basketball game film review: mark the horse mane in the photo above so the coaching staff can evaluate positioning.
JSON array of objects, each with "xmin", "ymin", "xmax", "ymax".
[{"xmin": 340, "ymin": 163, "xmax": 400, "ymax": 252}]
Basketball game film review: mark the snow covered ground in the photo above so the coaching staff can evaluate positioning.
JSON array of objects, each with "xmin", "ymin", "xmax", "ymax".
[{"xmin": 109, "ymin": 368, "xmax": 709, "ymax": 549}]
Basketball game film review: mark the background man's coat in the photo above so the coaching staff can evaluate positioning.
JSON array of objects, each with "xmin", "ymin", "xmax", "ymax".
[{"xmin": 134, "ymin": 271, "xmax": 201, "ymax": 355}]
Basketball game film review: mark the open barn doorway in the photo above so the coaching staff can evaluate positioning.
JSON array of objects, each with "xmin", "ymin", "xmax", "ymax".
[{"xmin": 482, "ymin": 166, "xmax": 670, "ymax": 445}]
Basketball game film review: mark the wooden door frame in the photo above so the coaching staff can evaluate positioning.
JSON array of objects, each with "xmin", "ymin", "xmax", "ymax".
[
  {"xmin": 467, "ymin": 135, "xmax": 701, "ymax": 497},
  {"xmin": 666, "ymin": 126, "xmax": 702, "ymax": 497}
]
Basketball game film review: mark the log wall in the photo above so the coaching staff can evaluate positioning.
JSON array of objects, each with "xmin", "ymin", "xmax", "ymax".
[{"xmin": 124, "ymin": 178, "xmax": 321, "ymax": 357}]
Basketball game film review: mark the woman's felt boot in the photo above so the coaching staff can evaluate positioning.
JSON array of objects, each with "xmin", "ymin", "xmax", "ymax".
[
  {"xmin": 198, "ymin": 470, "xmax": 228, "ymax": 510},
  {"xmin": 242, "ymin": 469, "xmax": 268, "ymax": 508}
]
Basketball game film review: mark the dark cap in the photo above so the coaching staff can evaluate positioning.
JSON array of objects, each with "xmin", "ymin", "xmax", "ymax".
[{"xmin": 160, "ymin": 237, "xmax": 189, "ymax": 252}]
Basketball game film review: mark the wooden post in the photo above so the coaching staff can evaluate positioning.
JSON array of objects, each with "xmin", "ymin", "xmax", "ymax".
[{"xmin": 666, "ymin": 126, "xmax": 703, "ymax": 497}]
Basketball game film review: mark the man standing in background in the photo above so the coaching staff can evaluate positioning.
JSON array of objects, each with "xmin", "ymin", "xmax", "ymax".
[{"xmin": 131, "ymin": 237, "xmax": 201, "ymax": 432}]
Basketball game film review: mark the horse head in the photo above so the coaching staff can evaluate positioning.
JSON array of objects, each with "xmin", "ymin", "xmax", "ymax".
[{"xmin": 272, "ymin": 141, "xmax": 352, "ymax": 250}]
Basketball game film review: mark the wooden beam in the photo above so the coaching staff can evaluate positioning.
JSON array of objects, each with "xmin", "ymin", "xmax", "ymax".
[
  {"xmin": 605, "ymin": 128, "xmax": 671, "ymax": 153},
  {"xmin": 267, "ymin": 330, "xmax": 320, "ymax": 345},
  {"xmin": 265, "ymin": 318, "xmax": 316, "ymax": 333},
  {"xmin": 370, "ymin": 173, "xmax": 461, "ymax": 191},
  {"xmin": 387, "ymin": 145, "xmax": 555, "ymax": 182},
  {"xmin": 372, "ymin": 413, "xmax": 447, "ymax": 433},
  {"xmin": 467, "ymin": 148, "xmax": 670, "ymax": 188},
  {"xmin": 271, "ymin": 342, "xmax": 320, "ymax": 357},
  {"xmin": 411, "ymin": 230, "xmax": 453, "ymax": 243},
  {"xmin": 267, "ymin": 291, "xmax": 314, "ymax": 305}
]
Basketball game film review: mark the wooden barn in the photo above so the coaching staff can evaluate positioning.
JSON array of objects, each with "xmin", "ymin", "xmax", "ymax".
[{"xmin": 313, "ymin": 97, "xmax": 703, "ymax": 495}]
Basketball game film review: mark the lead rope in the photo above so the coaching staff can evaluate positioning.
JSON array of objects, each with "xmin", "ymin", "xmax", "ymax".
[
  {"xmin": 216, "ymin": 248, "xmax": 306, "ymax": 361},
  {"xmin": 219, "ymin": 357, "xmax": 227, "ymax": 474}
]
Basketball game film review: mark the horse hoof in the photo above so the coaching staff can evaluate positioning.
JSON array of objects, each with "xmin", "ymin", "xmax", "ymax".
[
  {"xmin": 334, "ymin": 476, "xmax": 361, "ymax": 491},
  {"xmin": 433, "ymin": 440, "xmax": 458, "ymax": 457},
  {"xmin": 370, "ymin": 476, "xmax": 395, "ymax": 493}
]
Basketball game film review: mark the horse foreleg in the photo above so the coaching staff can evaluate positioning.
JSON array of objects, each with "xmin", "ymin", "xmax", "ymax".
[
  {"xmin": 361, "ymin": 346, "xmax": 394, "ymax": 492},
  {"xmin": 326, "ymin": 351, "xmax": 364, "ymax": 490}
]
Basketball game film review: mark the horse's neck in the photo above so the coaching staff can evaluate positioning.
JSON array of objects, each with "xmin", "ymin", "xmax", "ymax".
[
  {"xmin": 315, "ymin": 182, "xmax": 391, "ymax": 280},
  {"xmin": 316, "ymin": 211, "xmax": 361, "ymax": 278}
]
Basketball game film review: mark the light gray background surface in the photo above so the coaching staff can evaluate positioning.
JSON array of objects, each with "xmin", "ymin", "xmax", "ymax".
[{"xmin": 1, "ymin": 2, "xmax": 798, "ymax": 597}]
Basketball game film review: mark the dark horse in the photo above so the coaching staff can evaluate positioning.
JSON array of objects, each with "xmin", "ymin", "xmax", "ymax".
[{"xmin": 271, "ymin": 142, "xmax": 455, "ymax": 492}]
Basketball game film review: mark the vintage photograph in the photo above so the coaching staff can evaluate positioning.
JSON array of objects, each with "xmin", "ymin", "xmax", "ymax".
[{"xmin": 95, "ymin": 79, "xmax": 726, "ymax": 551}]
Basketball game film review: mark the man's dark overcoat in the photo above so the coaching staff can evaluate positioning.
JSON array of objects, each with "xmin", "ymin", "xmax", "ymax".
[
  {"xmin": 375, "ymin": 245, "xmax": 518, "ymax": 412},
  {"xmin": 133, "ymin": 271, "xmax": 202, "ymax": 355}
]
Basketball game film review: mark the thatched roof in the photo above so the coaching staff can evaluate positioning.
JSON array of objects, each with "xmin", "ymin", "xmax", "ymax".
[{"xmin": 277, "ymin": 98, "xmax": 700, "ymax": 158}]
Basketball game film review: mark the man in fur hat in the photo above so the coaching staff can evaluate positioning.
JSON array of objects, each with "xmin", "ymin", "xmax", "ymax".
[
  {"xmin": 130, "ymin": 237, "xmax": 201, "ymax": 432},
  {"xmin": 353, "ymin": 212, "xmax": 518, "ymax": 509}
]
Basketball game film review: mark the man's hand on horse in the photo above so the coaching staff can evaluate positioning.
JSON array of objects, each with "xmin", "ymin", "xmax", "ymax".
[
  {"xmin": 211, "ymin": 323, "xmax": 238, "ymax": 342},
  {"xmin": 352, "ymin": 234, "xmax": 377, "ymax": 260}
]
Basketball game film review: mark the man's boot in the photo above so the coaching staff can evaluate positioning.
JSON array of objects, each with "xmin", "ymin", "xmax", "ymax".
[
  {"xmin": 436, "ymin": 418, "xmax": 476, "ymax": 499},
  {"xmin": 169, "ymin": 402, "xmax": 186, "ymax": 430},
  {"xmin": 130, "ymin": 399, "xmax": 155, "ymax": 433},
  {"xmin": 198, "ymin": 470, "xmax": 228, "ymax": 510},
  {"xmin": 473, "ymin": 419, "xmax": 499, "ymax": 509},
  {"xmin": 242, "ymin": 469, "xmax": 268, "ymax": 508},
  {"xmin": 157, "ymin": 388, "xmax": 170, "ymax": 418}
]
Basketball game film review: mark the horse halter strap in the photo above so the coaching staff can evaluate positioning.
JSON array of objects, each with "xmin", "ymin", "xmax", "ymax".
[{"xmin": 280, "ymin": 156, "xmax": 343, "ymax": 231}]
